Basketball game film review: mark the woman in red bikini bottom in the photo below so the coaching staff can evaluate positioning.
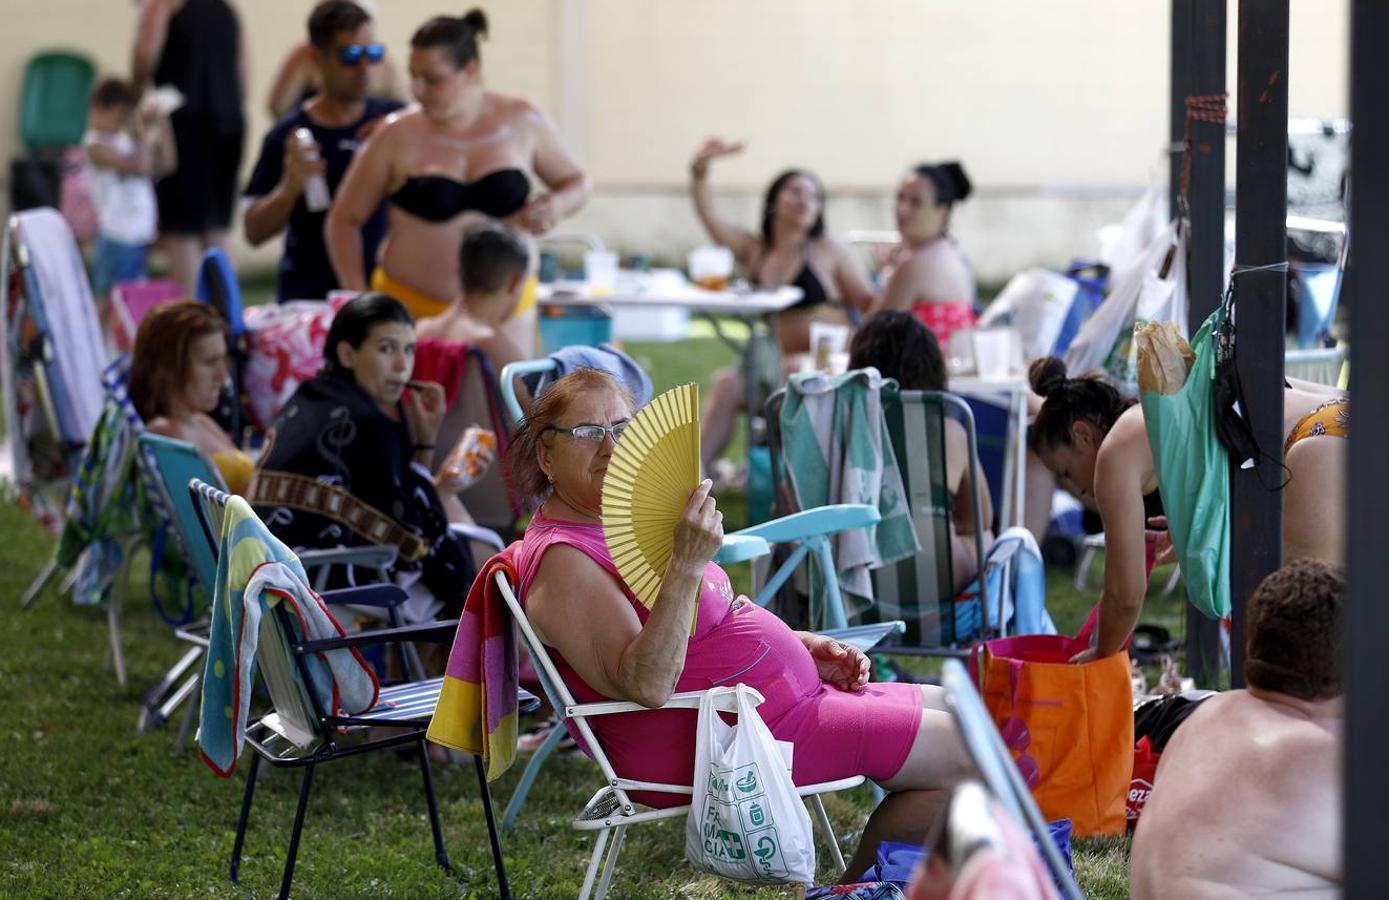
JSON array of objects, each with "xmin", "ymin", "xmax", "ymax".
[{"xmin": 879, "ymin": 161, "xmax": 979, "ymax": 348}]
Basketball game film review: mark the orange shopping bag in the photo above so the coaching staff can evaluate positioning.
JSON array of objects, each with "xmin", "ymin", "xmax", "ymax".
[{"xmin": 971, "ymin": 634, "xmax": 1134, "ymax": 836}]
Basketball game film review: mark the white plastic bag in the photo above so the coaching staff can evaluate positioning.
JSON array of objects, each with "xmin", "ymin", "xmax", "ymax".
[
  {"xmin": 977, "ymin": 269, "xmax": 1079, "ymax": 363},
  {"xmin": 1064, "ymin": 220, "xmax": 1188, "ymax": 397},
  {"xmin": 1097, "ymin": 181, "xmax": 1169, "ymax": 279},
  {"xmin": 684, "ymin": 685, "xmax": 816, "ymax": 884}
]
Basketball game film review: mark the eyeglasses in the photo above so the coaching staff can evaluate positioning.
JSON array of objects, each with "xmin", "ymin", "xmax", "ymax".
[
  {"xmin": 544, "ymin": 422, "xmax": 628, "ymax": 444},
  {"xmin": 337, "ymin": 43, "xmax": 386, "ymax": 67}
]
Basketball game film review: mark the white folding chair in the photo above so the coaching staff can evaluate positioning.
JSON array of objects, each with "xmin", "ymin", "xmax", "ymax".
[{"xmin": 496, "ymin": 570, "xmax": 863, "ymax": 899}]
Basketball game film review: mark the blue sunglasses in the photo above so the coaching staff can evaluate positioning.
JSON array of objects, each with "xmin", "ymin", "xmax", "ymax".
[{"xmin": 337, "ymin": 43, "xmax": 385, "ymax": 66}]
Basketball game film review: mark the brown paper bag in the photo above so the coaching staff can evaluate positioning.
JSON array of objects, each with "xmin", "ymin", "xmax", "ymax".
[{"xmin": 1136, "ymin": 321, "xmax": 1195, "ymax": 395}]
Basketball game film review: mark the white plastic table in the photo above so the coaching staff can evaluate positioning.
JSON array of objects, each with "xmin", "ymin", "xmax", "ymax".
[
  {"xmin": 948, "ymin": 373, "xmax": 1031, "ymax": 531},
  {"xmin": 537, "ymin": 272, "xmax": 804, "ymax": 450}
]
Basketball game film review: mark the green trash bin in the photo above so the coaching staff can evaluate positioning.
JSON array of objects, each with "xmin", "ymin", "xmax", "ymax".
[{"xmin": 21, "ymin": 51, "xmax": 96, "ymax": 151}]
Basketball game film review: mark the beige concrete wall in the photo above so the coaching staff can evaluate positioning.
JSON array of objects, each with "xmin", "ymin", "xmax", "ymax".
[
  {"xmin": 3, "ymin": 0, "xmax": 1347, "ymax": 282},
  {"xmin": 1, "ymin": 0, "xmax": 555, "ymax": 273}
]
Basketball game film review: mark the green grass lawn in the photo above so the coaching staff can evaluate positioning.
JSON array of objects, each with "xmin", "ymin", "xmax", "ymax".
[{"xmin": 0, "ymin": 329, "xmax": 1167, "ymax": 898}]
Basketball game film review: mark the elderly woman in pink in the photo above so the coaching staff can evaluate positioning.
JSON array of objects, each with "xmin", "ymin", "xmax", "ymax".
[{"xmin": 507, "ymin": 369, "xmax": 972, "ymax": 879}]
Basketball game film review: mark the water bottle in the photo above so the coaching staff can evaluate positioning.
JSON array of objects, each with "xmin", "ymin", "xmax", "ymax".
[{"xmin": 293, "ymin": 127, "xmax": 331, "ymax": 213}]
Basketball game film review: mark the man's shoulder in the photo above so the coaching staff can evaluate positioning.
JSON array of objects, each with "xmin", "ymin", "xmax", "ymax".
[{"xmin": 1166, "ymin": 690, "xmax": 1338, "ymax": 767}]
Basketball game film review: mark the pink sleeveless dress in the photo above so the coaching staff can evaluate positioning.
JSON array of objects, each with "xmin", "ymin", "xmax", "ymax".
[{"xmin": 515, "ymin": 510, "xmax": 923, "ymax": 807}]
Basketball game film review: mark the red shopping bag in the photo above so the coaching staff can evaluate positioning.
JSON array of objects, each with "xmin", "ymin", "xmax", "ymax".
[
  {"xmin": 972, "ymin": 634, "xmax": 1134, "ymax": 836},
  {"xmin": 1127, "ymin": 736, "xmax": 1160, "ymax": 830}
]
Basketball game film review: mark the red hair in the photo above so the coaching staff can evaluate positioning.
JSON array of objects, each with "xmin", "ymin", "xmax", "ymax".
[
  {"xmin": 128, "ymin": 300, "xmax": 227, "ymax": 421},
  {"xmin": 504, "ymin": 369, "xmax": 635, "ymax": 503}
]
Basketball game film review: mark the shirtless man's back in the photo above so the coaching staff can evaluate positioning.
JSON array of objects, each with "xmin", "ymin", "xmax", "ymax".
[{"xmin": 1131, "ymin": 559, "xmax": 1344, "ymax": 899}]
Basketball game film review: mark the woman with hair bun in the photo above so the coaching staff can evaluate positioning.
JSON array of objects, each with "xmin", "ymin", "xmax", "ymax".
[
  {"xmin": 1027, "ymin": 356, "xmax": 1347, "ymax": 664},
  {"xmin": 879, "ymin": 161, "xmax": 977, "ymax": 346},
  {"xmin": 327, "ymin": 8, "xmax": 589, "ymax": 321}
]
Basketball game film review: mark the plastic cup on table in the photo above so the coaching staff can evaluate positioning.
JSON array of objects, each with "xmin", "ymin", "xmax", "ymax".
[
  {"xmin": 584, "ymin": 250, "xmax": 619, "ymax": 297},
  {"xmin": 688, "ymin": 246, "xmax": 734, "ymax": 292},
  {"xmin": 973, "ymin": 329, "xmax": 1015, "ymax": 379}
]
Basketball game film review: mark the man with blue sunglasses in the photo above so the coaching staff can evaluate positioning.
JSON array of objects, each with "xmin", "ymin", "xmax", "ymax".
[{"xmin": 244, "ymin": 0, "xmax": 404, "ymax": 302}]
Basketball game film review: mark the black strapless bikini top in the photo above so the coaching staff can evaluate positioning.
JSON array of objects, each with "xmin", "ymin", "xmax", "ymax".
[{"xmin": 388, "ymin": 168, "xmax": 529, "ymax": 222}]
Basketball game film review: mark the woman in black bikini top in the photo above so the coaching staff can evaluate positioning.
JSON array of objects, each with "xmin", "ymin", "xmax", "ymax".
[
  {"xmin": 689, "ymin": 138, "xmax": 875, "ymax": 355},
  {"xmin": 688, "ymin": 137, "xmax": 877, "ymax": 476},
  {"xmin": 326, "ymin": 9, "xmax": 589, "ymax": 316},
  {"xmin": 387, "ymin": 168, "xmax": 530, "ymax": 222}
]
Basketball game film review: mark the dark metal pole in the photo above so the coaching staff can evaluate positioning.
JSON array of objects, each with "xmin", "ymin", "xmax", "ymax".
[
  {"xmin": 1169, "ymin": 0, "xmax": 1193, "ymax": 220},
  {"xmin": 1184, "ymin": 1, "xmax": 1228, "ymax": 327},
  {"xmin": 1344, "ymin": 1, "xmax": 1389, "ymax": 893},
  {"xmin": 1229, "ymin": 0, "xmax": 1289, "ymax": 689},
  {"xmin": 1172, "ymin": 0, "xmax": 1228, "ymax": 687}
]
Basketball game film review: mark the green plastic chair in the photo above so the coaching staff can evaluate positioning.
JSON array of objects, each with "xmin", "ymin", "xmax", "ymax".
[{"xmin": 21, "ymin": 51, "xmax": 96, "ymax": 151}]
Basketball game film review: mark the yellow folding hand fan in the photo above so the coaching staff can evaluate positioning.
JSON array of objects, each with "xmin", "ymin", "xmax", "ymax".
[{"xmin": 601, "ymin": 383, "xmax": 701, "ymax": 612}]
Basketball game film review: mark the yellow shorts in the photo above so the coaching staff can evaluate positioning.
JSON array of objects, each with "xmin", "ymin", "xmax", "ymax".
[
  {"xmin": 370, "ymin": 268, "xmax": 450, "ymax": 320},
  {"xmin": 513, "ymin": 274, "xmax": 538, "ymax": 318},
  {"xmin": 371, "ymin": 269, "xmax": 537, "ymax": 322}
]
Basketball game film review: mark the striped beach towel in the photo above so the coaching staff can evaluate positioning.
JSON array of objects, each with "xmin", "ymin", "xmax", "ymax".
[
  {"xmin": 426, "ymin": 546, "xmax": 521, "ymax": 781},
  {"xmin": 198, "ymin": 496, "xmax": 378, "ymax": 777}
]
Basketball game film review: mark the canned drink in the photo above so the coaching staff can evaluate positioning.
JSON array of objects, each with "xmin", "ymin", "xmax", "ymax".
[{"xmin": 442, "ymin": 426, "xmax": 497, "ymax": 486}]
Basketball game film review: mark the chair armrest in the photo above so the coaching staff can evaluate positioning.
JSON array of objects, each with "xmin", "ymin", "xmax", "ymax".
[
  {"xmin": 295, "ymin": 618, "xmax": 460, "ymax": 653},
  {"xmin": 500, "ymin": 359, "xmax": 558, "ymax": 422},
  {"xmin": 713, "ymin": 533, "xmax": 771, "ymax": 565},
  {"xmin": 567, "ymin": 686, "xmax": 765, "ymax": 719},
  {"xmin": 320, "ymin": 583, "xmax": 408, "ymax": 610},
  {"xmin": 448, "ymin": 522, "xmax": 506, "ymax": 554},
  {"xmin": 299, "ymin": 545, "xmax": 398, "ymax": 573},
  {"xmin": 729, "ymin": 504, "xmax": 881, "ymax": 544},
  {"xmin": 820, "ymin": 621, "xmax": 907, "ymax": 652}
]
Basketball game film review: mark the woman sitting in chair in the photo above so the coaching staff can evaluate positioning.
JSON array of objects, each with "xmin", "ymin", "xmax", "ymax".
[
  {"xmin": 249, "ymin": 292, "xmax": 477, "ymax": 616},
  {"xmin": 878, "ymin": 161, "xmax": 977, "ymax": 347},
  {"xmin": 1027, "ymin": 356, "xmax": 1347, "ymax": 665},
  {"xmin": 848, "ymin": 310, "xmax": 993, "ymax": 590},
  {"xmin": 689, "ymin": 138, "xmax": 877, "ymax": 477},
  {"xmin": 508, "ymin": 369, "xmax": 973, "ymax": 880},
  {"xmin": 130, "ymin": 299, "xmax": 252, "ymax": 494}
]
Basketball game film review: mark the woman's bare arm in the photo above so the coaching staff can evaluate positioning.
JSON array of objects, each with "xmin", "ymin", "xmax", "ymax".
[
  {"xmin": 132, "ymin": 0, "xmax": 176, "ymax": 90},
  {"xmin": 266, "ymin": 43, "xmax": 314, "ymax": 119},
  {"xmin": 1089, "ymin": 430, "xmax": 1152, "ymax": 659},
  {"xmin": 878, "ymin": 253, "xmax": 922, "ymax": 312},
  {"xmin": 324, "ymin": 120, "xmax": 398, "ymax": 290},
  {"xmin": 688, "ymin": 139, "xmax": 759, "ymax": 266},
  {"xmin": 524, "ymin": 103, "xmax": 590, "ymax": 224},
  {"xmin": 527, "ymin": 483, "xmax": 721, "ymax": 708},
  {"xmin": 829, "ymin": 239, "xmax": 878, "ymax": 315}
]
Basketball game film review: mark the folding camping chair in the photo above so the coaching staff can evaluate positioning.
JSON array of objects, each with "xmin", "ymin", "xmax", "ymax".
[
  {"xmin": 499, "ymin": 357, "xmax": 898, "ymax": 633},
  {"xmin": 196, "ymin": 248, "xmax": 249, "ymax": 440},
  {"xmin": 137, "ymin": 434, "xmax": 398, "ymax": 748},
  {"xmin": 1, "ymin": 208, "xmax": 107, "ymax": 532},
  {"xmin": 421, "ymin": 341, "xmax": 524, "ymax": 538},
  {"xmin": 187, "ymin": 479, "xmax": 539, "ymax": 900},
  {"xmin": 20, "ymin": 355, "xmax": 183, "ymax": 687},
  {"xmin": 941, "ymin": 658, "xmax": 1083, "ymax": 900},
  {"xmin": 496, "ymin": 570, "xmax": 862, "ymax": 899},
  {"xmin": 10, "ymin": 51, "xmax": 95, "ymax": 212},
  {"xmin": 765, "ymin": 383, "xmax": 995, "ymax": 656},
  {"xmin": 108, "ymin": 278, "xmax": 182, "ymax": 352},
  {"xmin": 495, "ymin": 358, "xmax": 905, "ymax": 829}
]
